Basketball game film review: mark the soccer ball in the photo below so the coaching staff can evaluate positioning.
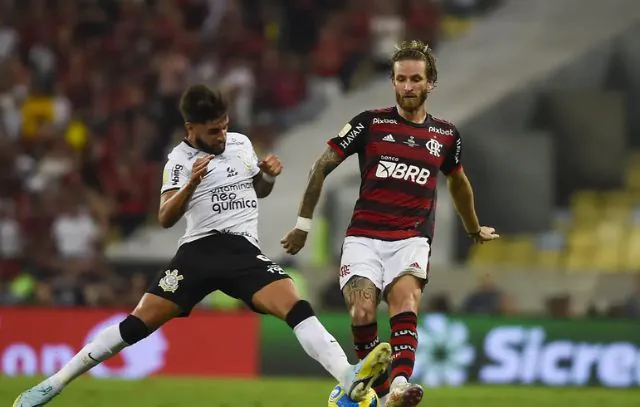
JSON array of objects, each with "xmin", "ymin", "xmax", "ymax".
[{"xmin": 327, "ymin": 384, "xmax": 378, "ymax": 407}]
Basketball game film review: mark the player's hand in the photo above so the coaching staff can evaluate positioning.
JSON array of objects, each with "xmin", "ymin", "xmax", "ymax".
[
  {"xmin": 259, "ymin": 154, "xmax": 282, "ymax": 177},
  {"xmin": 281, "ymin": 228, "xmax": 308, "ymax": 255},
  {"xmin": 187, "ymin": 155, "xmax": 214, "ymax": 188},
  {"xmin": 469, "ymin": 226, "xmax": 500, "ymax": 244}
]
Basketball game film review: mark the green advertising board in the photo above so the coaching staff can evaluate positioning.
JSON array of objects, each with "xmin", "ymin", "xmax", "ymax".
[{"xmin": 260, "ymin": 313, "xmax": 640, "ymax": 388}]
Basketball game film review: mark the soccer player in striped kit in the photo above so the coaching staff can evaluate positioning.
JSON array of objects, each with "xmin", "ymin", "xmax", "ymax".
[{"xmin": 282, "ymin": 40, "xmax": 499, "ymax": 406}]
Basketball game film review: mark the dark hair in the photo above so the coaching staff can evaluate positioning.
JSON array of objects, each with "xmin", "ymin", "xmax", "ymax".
[
  {"xmin": 179, "ymin": 85, "xmax": 228, "ymax": 124},
  {"xmin": 390, "ymin": 40, "xmax": 438, "ymax": 83}
]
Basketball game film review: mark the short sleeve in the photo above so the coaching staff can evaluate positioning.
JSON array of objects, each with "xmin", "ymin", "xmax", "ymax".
[
  {"xmin": 161, "ymin": 158, "xmax": 190, "ymax": 194},
  {"xmin": 327, "ymin": 111, "xmax": 371, "ymax": 158},
  {"xmin": 247, "ymin": 142, "xmax": 261, "ymax": 177},
  {"xmin": 440, "ymin": 128, "xmax": 463, "ymax": 176}
]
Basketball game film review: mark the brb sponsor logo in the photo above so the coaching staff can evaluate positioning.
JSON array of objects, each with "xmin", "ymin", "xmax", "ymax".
[
  {"xmin": 1, "ymin": 313, "xmax": 167, "ymax": 379},
  {"xmin": 211, "ymin": 182, "xmax": 257, "ymax": 213},
  {"xmin": 375, "ymin": 156, "xmax": 430, "ymax": 185}
]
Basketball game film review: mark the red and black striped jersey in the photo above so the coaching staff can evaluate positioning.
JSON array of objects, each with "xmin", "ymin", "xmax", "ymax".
[{"xmin": 327, "ymin": 106, "xmax": 462, "ymax": 242}]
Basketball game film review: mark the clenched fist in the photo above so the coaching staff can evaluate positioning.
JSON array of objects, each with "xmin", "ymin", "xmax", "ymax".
[
  {"xmin": 281, "ymin": 228, "xmax": 308, "ymax": 255},
  {"xmin": 259, "ymin": 154, "xmax": 282, "ymax": 177}
]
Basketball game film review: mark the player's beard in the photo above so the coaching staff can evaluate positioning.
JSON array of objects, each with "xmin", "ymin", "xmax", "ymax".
[
  {"xmin": 195, "ymin": 137, "xmax": 225, "ymax": 155},
  {"xmin": 396, "ymin": 89, "xmax": 428, "ymax": 113}
]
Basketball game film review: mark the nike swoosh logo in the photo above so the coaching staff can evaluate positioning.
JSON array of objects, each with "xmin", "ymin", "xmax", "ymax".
[{"xmin": 87, "ymin": 353, "xmax": 100, "ymax": 363}]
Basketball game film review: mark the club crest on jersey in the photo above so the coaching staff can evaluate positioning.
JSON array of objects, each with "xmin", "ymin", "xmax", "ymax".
[
  {"xmin": 159, "ymin": 270, "xmax": 184, "ymax": 293},
  {"xmin": 425, "ymin": 139, "xmax": 443, "ymax": 157}
]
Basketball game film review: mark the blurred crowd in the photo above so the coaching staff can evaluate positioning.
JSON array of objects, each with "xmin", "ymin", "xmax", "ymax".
[{"xmin": 0, "ymin": 0, "xmax": 501, "ymax": 307}]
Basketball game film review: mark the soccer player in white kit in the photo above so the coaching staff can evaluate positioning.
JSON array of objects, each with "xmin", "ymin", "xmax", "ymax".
[{"xmin": 13, "ymin": 85, "xmax": 391, "ymax": 407}]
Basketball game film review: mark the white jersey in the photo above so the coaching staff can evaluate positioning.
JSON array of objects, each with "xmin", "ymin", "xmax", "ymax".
[{"xmin": 161, "ymin": 132, "xmax": 261, "ymax": 248}]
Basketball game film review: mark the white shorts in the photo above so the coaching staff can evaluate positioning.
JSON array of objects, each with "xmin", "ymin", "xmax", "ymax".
[{"xmin": 338, "ymin": 236, "xmax": 431, "ymax": 295}]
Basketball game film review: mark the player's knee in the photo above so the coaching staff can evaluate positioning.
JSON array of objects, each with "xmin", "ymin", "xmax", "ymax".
[
  {"xmin": 285, "ymin": 299, "xmax": 315, "ymax": 329},
  {"xmin": 391, "ymin": 296, "xmax": 420, "ymax": 315},
  {"xmin": 349, "ymin": 301, "xmax": 377, "ymax": 325},
  {"xmin": 387, "ymin": 279, "xmax": 422, "ymax": 314},
  {"xmin": 119, "ymin": 315, "xmax": 150, "ymax": 345}
]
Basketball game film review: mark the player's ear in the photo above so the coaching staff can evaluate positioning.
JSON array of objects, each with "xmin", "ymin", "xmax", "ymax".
[
  {"xmin": 184, "ymin": 122, "xmax": 193, "ymax": 134},
  {"xmin": 427, "ymin": 81, "xmax": 435, "ymax": 93}
]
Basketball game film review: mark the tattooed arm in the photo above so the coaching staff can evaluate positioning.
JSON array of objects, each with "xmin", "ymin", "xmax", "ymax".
[
  {"xmin": 298, "ymin": 147, "xmax": 344, "ymax": 219},
  {"xmin": 281, "ymin": 147, "xmax": 344, "ymax": 254}
]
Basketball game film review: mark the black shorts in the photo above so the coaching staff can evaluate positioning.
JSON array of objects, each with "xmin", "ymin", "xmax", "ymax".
[{"xmin": 146, "ymin": 233, "xmax": 290, "ymax": 316}]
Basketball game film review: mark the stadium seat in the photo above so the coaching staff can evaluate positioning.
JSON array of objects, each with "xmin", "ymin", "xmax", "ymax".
[
  {"xmin": 564, "ymin": 249, "xmax": 594, "ymax": 272},
  {"xmin": 467, "ymin": 240, "xmax": 505, "ymax": 266},
  {"xmin": 566, "ymin": 228, "xmax": 595, "ymax": 252},
  {"xmin": 570, "ymin": 191, "xmax": 601, "ymax": 222},
  {"xmin": 625, "ymin": 165, "xmax": 640, "ymax": 192},
  {"xmin": 592, "ymin": 247, "xmax": 622, "ymax": 272},
  {"xmin": 535, "ymin": 250, "xmax": 562, "ymax": 269},
  {"xmin": 623, "ymin": 227, "xmax": 640, "ymax": 269},
  {"xmin": 500, "ymin": 236, "xmax": 537, "ymax": 267},
  {"xmin": 440, "ymin": 15, "xmax": 473, "ymax": 38}
]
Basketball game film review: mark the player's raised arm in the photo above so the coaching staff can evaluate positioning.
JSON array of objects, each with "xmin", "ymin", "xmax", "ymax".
[
  {"xmin": 158, "ymin": 155, "xmax": 213, "ymax": 228},
  {"xmin": 252, "ymin": 154, "xmax": 283, "ymax": 198},
  {"xmin": 440, "ymin": 129, "xmax": 499, "ymax": 244},
  {"xmin": 281, "ymin": 112, "xmax": 371, "ymax": 255},
  {"xmin": 301, "ymin": 147, "xmax": 344, "ymax": 217},
  {"xmin": 280, "ymin": 147, "xmax": 343, "ymax": 254}
]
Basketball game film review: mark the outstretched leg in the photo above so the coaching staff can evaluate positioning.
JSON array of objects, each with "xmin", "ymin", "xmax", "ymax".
[
  {"xmin": 13, "ymin": 294, "xmax": 181, "ymax": 407},
  {"xmin": 252, "ymin": 278, "xmax": 392, "ymax": 401},
  {"xmin": 343, "ymin": 276, "xmax": 391, "ymax": 399}
]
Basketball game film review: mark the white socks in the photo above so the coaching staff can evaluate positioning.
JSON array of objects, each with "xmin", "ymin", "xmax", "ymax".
[
  {"xmin": 293, "ymin": 316, "xmax": 352, "ymax": 385},
  {"xmin": 391, "ymin": 376, "xmax": 408, "ymax": 388},
  {"xmin": 380, "ymin": 376, "xmax": 409, "ymax": 406},
  {"xmin": 49, "ymin": 324, "xmax": 128, "ymax": 387}
]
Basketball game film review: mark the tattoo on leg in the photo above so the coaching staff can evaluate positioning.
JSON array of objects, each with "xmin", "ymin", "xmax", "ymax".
[{"xmin": 343, "ymin": 276, "xmax": 379, "ymax": 307}]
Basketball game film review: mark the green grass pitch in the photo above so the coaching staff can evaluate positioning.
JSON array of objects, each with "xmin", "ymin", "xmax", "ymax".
[{"xmin": 1, "ymin": 377, "xmax": 638, "ymax": 407}]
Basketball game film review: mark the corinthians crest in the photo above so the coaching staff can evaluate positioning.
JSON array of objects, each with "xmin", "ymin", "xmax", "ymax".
[{"xmin": 158, "ymin": 270, "xmax": 184, "ymax": 293}]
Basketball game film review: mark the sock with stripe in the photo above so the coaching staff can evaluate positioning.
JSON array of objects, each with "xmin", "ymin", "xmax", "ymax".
[
  {"xmin": 351, "ymin": 322, "xmax": 390, "ymax": 397},
  {"xmin": 389, "ymin": 311, "xmax": 418, "ymax": 384}
]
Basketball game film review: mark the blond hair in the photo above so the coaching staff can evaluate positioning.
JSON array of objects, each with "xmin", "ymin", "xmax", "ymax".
[{"xmin": 390, "ymin": 40, "xmax": 438, "ymax": 83}]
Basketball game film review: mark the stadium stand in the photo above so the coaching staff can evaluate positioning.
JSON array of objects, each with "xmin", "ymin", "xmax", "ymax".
[{"xmin": 0, "ymin": 0, "xmax": 503, "ymax": 308}]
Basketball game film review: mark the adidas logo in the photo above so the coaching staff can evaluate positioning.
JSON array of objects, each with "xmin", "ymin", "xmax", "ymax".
[
  {"xmin": 409, "ymin": 262, "xmax": 421, "ymax": 269},
  {"xmin": 382, "ymin": 134, "xmax": 395, "ymax": 142}
]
